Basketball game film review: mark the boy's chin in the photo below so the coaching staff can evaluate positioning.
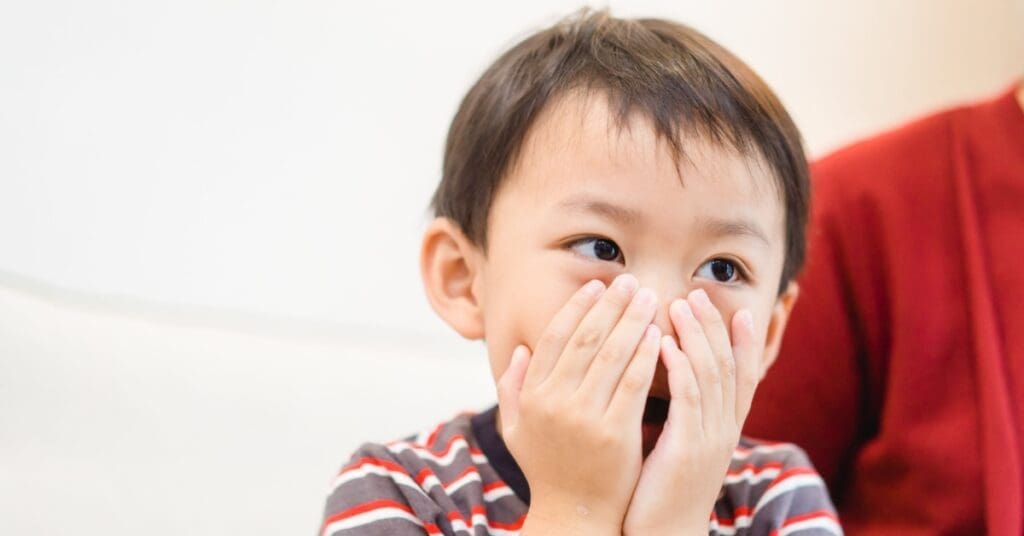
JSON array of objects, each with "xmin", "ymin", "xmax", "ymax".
[{"xmin": 640, "ymin": 396, "xmax": 670, "ymax": 458}]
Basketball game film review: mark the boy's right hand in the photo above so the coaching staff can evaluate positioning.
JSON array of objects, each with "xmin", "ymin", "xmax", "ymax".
[{"xmin": 495, "ymin": 274, "xmax": 662, "ymax": 536}]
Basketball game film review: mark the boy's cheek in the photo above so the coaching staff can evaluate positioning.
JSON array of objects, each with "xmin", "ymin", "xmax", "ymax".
[
  {"xmin": 484, "ymin": 295, "xmax": 557, "ymax": 380},
  {"xmin": 703, "ymin": 286, "xmax": 774, "ymax": 337},
  {"xmin": 505, "ymin": 282, "xmax": 580, "ymax": 352},
  {"xmin": 484, "ymin": 270, "xmax": 618, "ymax": 379}
]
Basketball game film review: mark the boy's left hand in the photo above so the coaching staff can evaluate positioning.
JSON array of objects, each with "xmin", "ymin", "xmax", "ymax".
[{"xmin": 622, "ymin": 289, "xmax": 760, "ymax": 535}]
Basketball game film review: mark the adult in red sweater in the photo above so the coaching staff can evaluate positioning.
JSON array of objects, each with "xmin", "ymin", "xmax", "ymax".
[{"xmin": 746, "ymin": 82, "xmax": 1024, "ymax": 534}]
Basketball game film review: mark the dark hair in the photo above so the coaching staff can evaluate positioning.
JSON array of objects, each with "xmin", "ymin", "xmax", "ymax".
[{"xmin": 430, "ymin": 9, "xmax": 809, "ymax": 294}]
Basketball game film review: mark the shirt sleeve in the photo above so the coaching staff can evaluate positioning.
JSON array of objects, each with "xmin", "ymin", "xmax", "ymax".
[
  {"xmin": 320, "ymin": 443, "xmax": 448, "ymax": 536},
  {"xmin": 746, "ymin": 446, "xmax": 844, "ymax": 535}
]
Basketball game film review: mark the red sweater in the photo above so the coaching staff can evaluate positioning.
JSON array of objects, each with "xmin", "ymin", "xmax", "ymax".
[{"xmin": 746, "ymin": 84, "xmax": 1024, "ymax": 534}]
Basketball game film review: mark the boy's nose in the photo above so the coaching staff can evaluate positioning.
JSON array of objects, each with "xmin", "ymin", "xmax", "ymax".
[
  {"xmin": 640, "ymin": 282, "xmax": 688, "ymax": 344},
  {"xmin": 653, "ymin": 299, "xmax": 681, "ymax": 344}
]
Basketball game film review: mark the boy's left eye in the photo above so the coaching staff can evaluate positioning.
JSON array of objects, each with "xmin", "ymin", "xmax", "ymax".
[
  {"xmin": 696, "ymin": 258, "xmax": 742, "ymax": 284},
  {"xmin": 569, "ymin": 237, "xmax": 624, "ymax": 263}
]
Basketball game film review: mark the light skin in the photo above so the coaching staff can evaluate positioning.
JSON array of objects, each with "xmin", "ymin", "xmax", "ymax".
[{"xmin": 420, "ymin": 91, "xmax": 799, "ymax": 535}]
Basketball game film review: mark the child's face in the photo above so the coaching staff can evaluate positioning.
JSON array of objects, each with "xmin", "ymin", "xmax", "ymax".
[{"xmin": 452, "ymin": 92, "xmax": 796, "ymax": 451}]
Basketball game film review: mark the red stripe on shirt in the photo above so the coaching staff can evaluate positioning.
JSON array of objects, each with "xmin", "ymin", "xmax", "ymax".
[
  {"xmin": 766, "ymin": 509, "xmax": 840, "ymax": 536},
  {"xmin": 414, "ymin": 466, "xmax": 436, "ymax": 486},
  {"xmin": 482, "ymin": 480, "xmax": 509, "ymax": 492},
  {"xmin": 765, "ymin": 467, "xmax": 819, "ymax": 491},
  {"xmin": 320, "ymin": 498, "xmax": 417, "ymax": 535},
  {"xmin": 444, "ymin": 465, "xmax": 479, "ymax": 487},
  {"xmin": 712, "ymin": 505, "xmax": 754, "ymax": 526},
  {"xmin": 425, "ymin": 422, "xmax": 445, "ymax": 448},
  {"xmin": 726, "ymin": 461, "xmax": 784, "ymax": 476},
  {"xmin": 337, "ymin": 457, "xmax": 406, "ymax": 477},
  {"xmin": 781, "ymin": 509, "xmax": 840, "ymax": 527}
]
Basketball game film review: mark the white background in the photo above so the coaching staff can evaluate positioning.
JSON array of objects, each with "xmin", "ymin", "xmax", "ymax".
[
  {"xmin": 3, "ymin": 0, "xmax": 1022, "ymax": 337},
  {"xmin": 1, "ymin": 1, "xmax": 1022, "ymax": 534}
]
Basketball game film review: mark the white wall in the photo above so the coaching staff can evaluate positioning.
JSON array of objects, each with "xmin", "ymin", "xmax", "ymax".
[
  {"xmin": 1, "ymin": 1, "xmax": 1022, "ymax": 534},
  {"xmin": 2, "ymin": 0, "xmax": 1022, "ymax": 336}
]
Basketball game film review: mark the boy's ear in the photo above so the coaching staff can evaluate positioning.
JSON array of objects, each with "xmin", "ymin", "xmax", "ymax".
[
  {"xmin": 420, "ymin": 217, "xmax": 486, "ymax": 340},
  {"xmin": 759, "ymin": 280, "xmax": 800, "ymax": 378}
]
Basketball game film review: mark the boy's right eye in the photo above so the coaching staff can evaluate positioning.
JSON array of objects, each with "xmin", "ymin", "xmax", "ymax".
[{"xmin": 568, "ymin": 237, "xmax": 624, "ymax": 263}]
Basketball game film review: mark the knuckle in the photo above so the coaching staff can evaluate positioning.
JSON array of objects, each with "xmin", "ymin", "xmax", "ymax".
[
  {"xmin": 702, "ymin": 365, "xmax": 722, "ymax": 387},
  {"xmin": 593, "ymin": 429, "xmax": 619, "ymax": 449},
  {"xmin": 593, "ymin": 347, "xmax": 618, "ymax": 366},
  {"xmin": 569, "ymin": 388, "xmax": 598, "ymax": 411},
  {"xmin": 565, "ymin": 411, "xmax": 593, "ymax": 435},
  {"xmin": 619, "ymin": 370, "xmax": 648, "ymax": 394},
  {"xmin": 536, "ymin": 330, "xmax": 563, "ymax": 352},
  {"xmin": 572, "ymin": 326, "xmax": 604, "ymax": 351},
  {"xmin": 536, "ymin": 401, "xmax": 561, "ymax": 424},
  {"xmin": 681, "ymin": 383, "xmax": 702, "ymax": 407},
  {"xmin": 719, "ymin": 354, "xmax": 737, "ymax": 381},
  {"xmin": 517, "ymin": 393, "xmax": 539, "ymax": 414},
  {"xmin": 595, "ymin": 337, "xmax": 632, "ymax": 365}
]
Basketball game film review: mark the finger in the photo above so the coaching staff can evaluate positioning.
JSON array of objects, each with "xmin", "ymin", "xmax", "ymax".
[
  {"xmin": 687, "ymin": 289, "xmax": 736, "ymax": 431},
  {"xmin": 605, "ymin": 324, "xmax": 661, "ymax": 424},
  {"xmin": 496, "ymin": 345, "xmax": 531, "ymax": 431},
  {"xmin": 547, "ymin": 273, "xmax": 639, "ymax": 389},
  {"xmin": 576, "ymin": 286, "xmax": 657, "ymax": 412},
  {"xmin": 660, "ymin": 334, "xmax": 703, "ymax": 438},
  {"xmin": 523, "ymin": 279, "xmax": 606, "ymax": 388},
  {"xmin": 669, "ymin": 297, "xmax": 722, "ymax": 432},
  {"xmin": 731, "ymin": 309, "xmax": 760, "ymax": 426}
]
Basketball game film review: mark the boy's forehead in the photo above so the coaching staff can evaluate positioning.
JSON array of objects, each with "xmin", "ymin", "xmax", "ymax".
[{"xmin": 507, "ymin": 90, "xmax": 782, "ymax": 225}]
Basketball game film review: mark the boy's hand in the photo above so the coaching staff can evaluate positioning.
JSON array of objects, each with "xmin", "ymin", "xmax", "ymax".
[
  {"xmin": 495, "ymin": 274, "xmax": 661, "ymax": 536},
  {"xmin": 622, "ymin": 289, "xmax": 760, "ymax": 535}
]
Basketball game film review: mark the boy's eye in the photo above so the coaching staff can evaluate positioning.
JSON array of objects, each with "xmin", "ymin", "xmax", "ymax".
[
  {"xmin": 569, "ymin": 237, "xmax": 623, "ymax": 263},
  {"xmin": 696, "ymin": 258, "xmax": 741, "ymax": 283}
]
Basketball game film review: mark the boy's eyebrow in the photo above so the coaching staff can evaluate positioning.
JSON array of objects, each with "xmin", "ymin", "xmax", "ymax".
[
  {"xmin": 697, "ymin": 216, "xmax": 771, "ymax": 248},
  {"xmin": 556, "ymin": 196, "xmax": 642, "ymax": 225},
  {"xmin": 557, "ymin": 195, "xmax": 770, "ymax": 247}
]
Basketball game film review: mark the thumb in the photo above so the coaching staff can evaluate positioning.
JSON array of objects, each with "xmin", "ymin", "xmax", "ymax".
[{"xmin": 496, "ymin": 345, "xmax": 531, "ymax": 432}]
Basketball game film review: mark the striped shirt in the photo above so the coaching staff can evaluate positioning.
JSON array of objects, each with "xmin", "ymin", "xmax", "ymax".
[{"xmin": 321, "ymin": 405, "xmax": 842, "ymax": 535}]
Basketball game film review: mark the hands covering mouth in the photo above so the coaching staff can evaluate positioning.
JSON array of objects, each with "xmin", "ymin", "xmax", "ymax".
[{"xmin": 496, "ymin": 274, "xmax": 762, "ymax": 534}]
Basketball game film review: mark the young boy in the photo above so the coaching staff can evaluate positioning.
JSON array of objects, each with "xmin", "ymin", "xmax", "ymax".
[{"xmin": 322, "ymin": 9, "xmax": 840, "ymax": 536}]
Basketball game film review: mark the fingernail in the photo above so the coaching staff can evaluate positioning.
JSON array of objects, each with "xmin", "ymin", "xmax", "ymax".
[
  {"xmin": 645, "ymin": 324, "xmax": 660, "ymax": 341},
  {"xmin": 689, "ymin": 288, "xmax": 711, "ymax": 307},
  {"xmin": 633, "ymin": 287, "xmax": 655, "ymax": 307},
  {"xmin": 582, "ymin": 279, "xmax": 605, "ymax": 296},
  {"xmin": 612, "ymin": 273, "xmax": 639, "ymax": 293}
]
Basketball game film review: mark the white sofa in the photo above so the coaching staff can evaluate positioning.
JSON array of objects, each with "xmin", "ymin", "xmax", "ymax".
[{"xmin": 0, "ymin": 277, "xmax": 495, "ymax": 535}]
